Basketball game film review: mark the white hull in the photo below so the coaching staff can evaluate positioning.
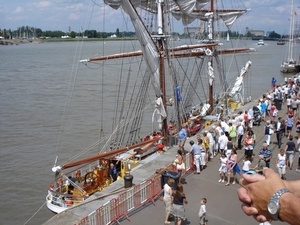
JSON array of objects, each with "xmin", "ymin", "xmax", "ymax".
[
  {"xmin": 281, "ymin": 65, "xmax": 296, "ymax": 73},
  {"xmin": 46, "ymin": 193, "xmax": 69, "ymax": 213},
  {"xmin": 257, "ymin": 40, "xmax": 264, "ymax": 45}
]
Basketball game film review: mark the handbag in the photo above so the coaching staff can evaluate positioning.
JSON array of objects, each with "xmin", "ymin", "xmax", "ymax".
[{"xmin": 269, "ymin": 128, "xmax": 274, "ymax": 134}]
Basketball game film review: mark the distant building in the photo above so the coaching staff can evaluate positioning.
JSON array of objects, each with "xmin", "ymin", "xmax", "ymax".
[
  {"xmin": 184, "ymin": 27, "xmax": 200, "ymax": 38},
  {"xmin": 245, "ymin": 27, "xmax": 265, "ymax": 37}
]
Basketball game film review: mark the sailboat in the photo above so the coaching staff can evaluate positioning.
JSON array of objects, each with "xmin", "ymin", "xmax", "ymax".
[
  {"xmin": 281, "ymin": 0, "xmax": 298, "ymax": 73},
  {"xmin": 226, "ymin": 32, "xmax": 230, "ymax": 42},
  {"xmin": 46, "ymin": 0, "xmax": 252, "ymax": 213}
]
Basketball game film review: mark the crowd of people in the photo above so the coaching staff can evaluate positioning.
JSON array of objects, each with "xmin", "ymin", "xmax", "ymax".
[{"xmin": 163, "ymin": 75, "xmax": 300, "ymax": 225}]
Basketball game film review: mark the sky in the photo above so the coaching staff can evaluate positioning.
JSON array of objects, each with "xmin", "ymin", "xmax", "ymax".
[{"xmin": 0, "ymin": 0, "xmax": 299, "ymax": 35}]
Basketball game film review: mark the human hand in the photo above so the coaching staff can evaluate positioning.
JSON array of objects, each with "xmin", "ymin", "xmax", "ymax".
[{"xmin": 238, "ymin": 168, "xmax": 286, "ymax": 222}]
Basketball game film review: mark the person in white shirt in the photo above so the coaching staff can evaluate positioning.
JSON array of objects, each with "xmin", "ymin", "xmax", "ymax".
[{"xmin": 218, "ymin": 131, "xmax": 228, "ymax": 155}]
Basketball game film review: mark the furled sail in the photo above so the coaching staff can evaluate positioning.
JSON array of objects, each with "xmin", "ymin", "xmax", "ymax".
[
  {"xmin": 104, "ymin": 0, "xmax": 249, "ymax": 28},
  {"xmin": 121, "ymin": 0, "xmax": 162, "ymax": 97},
  {"xmin": 229, "ymin": 61, "xmax": 252, "ymax": 98}
]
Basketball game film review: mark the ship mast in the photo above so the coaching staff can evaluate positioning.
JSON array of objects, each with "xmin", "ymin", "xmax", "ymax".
[
  {"xmin": 157, "ymin": 0, "xmax": 168, "ymax": 145},
  {"xmin": 208, "ymin": 0, "xmax": 214, "ymax": 113}
]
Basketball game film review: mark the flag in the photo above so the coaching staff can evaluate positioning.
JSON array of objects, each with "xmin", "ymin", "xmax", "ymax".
[{"xmin": 175, "ymin": 86, "xmax": 182, "ymax": 102}]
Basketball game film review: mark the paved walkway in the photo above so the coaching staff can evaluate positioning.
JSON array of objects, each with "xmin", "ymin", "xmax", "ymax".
[
  {"xmin": 114, "ymin": 101, "xmax": 299, "ymax": 225},
  {"xmin": 44, "ymin": 97, "xmax": 299, "ymax": 225}
]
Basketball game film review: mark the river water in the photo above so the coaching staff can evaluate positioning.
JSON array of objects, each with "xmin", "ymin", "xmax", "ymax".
[{"xmin": 0, "ymin": 40, "xmax": 298, "ymax": 225}]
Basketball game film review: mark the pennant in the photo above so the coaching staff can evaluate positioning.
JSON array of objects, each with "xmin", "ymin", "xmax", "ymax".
[{"xmin": 175, "ymin": 86, "xmax": 182, "ymax": 102}]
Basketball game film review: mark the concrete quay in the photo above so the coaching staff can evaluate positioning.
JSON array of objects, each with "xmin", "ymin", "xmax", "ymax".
[{"xmin": 44, "ymin": 98, "xmax": 299, "ymax": 225}]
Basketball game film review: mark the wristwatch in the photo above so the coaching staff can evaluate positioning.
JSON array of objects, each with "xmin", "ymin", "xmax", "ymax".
[{"xmin": 267, "ymin": 188, "xmax": 290, "ymax": 221}]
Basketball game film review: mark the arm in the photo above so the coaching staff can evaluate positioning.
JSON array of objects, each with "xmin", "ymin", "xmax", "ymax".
[{"xmin": 238, "ymin": 168, "xmax": 300, "ymax": 224}]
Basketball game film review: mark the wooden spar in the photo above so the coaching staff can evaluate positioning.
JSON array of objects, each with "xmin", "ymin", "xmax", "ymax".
[
  {"xmin": 85, "ymin": 44, "xmax": 218, "ymax": 62},
  {"xmin": 87, "ymin": 51, "xmax": 143, "ymax": 61},
  {"xmin": 61, "ymin": 138, "xmax": 160, "ymax": 169},
  {"xmin": 170, "ymin": 47, "xmax": 250, "ymax": 58},
  {"xmin": 86, "ymin": 46, "xmax": 249, "ymax": 62}
]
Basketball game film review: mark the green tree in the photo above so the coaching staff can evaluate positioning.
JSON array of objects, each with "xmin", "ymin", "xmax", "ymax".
[
  {"xmin": 116, "ymin": 28, "xmax": 120, "ymax": 37},
  {"xmin": 70, "ymin": 31, "xmax": 76, "ymax": 38},
  {"xmin": 268, "ymin": 31, "xmax": 280, "ymax": 38},
  {"xmin": 35, "ymin": 28, "xmax": 43, "ymax": 37}
]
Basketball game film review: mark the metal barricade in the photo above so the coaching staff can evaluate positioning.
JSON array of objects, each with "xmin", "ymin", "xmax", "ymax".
[{"xmin": 77, "ymin": 157, "xmax": 195, "ymax": 225}]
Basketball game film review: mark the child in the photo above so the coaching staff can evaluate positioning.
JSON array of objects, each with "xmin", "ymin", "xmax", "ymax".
[
  {"xmin": 198, "ymin": 198, "xmax": 207, "ymax": 225},
  {"xmin": 218, "ymin": 153, "xmax": 227, "ymax": 182},
  {"xmin": 242, "ymin": 156, "xmax": 251, "ymax": 174}
]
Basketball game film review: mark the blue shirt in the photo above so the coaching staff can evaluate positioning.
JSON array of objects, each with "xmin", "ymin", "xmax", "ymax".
[
  {"xmin": 178, "ymin": 128, "xmax": 187, "ymax": 140},
  {"xmin": 260, "ymin": 103, "xmax": 267, "ymax": 113},
  {"xmin": 190, "ymin": 143, "xmax": 201, "ymax": 155},
  {"xmin": 258, "ymin": 148, "xmax": 272, "ymax": 160}
]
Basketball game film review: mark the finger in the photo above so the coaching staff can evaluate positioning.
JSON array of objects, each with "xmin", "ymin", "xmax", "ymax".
[
  {"xmin": 262, "ymin": 167, "xmax": 273, "ymax": 177},
  {"xmin": 241, "ymin": 203, "xmax": 258, "ymax": 216},
  {"xmin": 253, "ymin": 214, "xmax": 268, "ymax": 222},
  {"xmin": 242, "ymin": 173, "xmax": 265, "ymax": 183},
  {"xmin": 237, "ymin": 188, "xmax": 251, "ymax": 204}
]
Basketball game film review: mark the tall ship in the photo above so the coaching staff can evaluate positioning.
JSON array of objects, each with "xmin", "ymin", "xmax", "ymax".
[
  {"xmin": 281, "ymin": 0, "xmax": 299, "ymax": 73},
  {"xmin": 46, "ymin": 0, "xmax": 252, "ymax": 214}
]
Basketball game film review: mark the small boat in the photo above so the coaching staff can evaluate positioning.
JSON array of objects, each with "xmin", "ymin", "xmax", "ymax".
[
  {"xmin": 277, "ymin": 39, "xmax": 285, "ymax": 45},
  {"xmin": 257, "ymin": 39, "xmax": 265, "ymax": 45}
]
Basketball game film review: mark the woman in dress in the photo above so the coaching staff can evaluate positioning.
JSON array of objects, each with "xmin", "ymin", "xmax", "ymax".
[
  {"xmin": 225, "ymin": 149, "xmax": 240, "ymax": 186},
  {"xmin": 163, "ymin": 178, "xmax": 174, "ymax": 224},
  {"xmin": 172, "ymin": 183, "xmax": 188, "ymax": 225}
]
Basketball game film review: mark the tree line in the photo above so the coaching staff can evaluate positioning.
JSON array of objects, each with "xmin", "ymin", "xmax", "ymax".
[{"xmin": 0, "ymin": 25, "xmax": 283, "ymax": 40}]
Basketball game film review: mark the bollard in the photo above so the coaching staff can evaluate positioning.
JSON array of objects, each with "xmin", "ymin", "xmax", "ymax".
[{"xmin": 124, "ymin": 172, "xmax": 133, "ymax": 188}]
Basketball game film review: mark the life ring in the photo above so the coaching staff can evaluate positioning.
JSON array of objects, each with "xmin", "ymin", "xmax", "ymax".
[
  {"xmin": 75, "ymin": 169, "xmax": 81, "ymax": 181},
  {"xmin": 65, "ymin": 199, "xmax": 73, "ymax": 206}
]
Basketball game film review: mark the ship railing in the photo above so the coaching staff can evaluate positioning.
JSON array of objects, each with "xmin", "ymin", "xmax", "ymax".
[
  {"xmin": 77, "ymin": 152, "xmax": 193, "ymax": 225},
  {"xmin": 47, "ymin": 190, "xmax": 88, "ymax": 209}
]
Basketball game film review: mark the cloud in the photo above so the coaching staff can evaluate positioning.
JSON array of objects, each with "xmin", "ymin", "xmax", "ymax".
[
  {"xmin": 14, "ymin": 6, "xmax": 24, "ymax": 13},
  {"xmin": 68, "ymin": 13, "xmax": 79, "ymax": 20},
  {"xmin": 35, "ymin": 1, "xmax": 52, "ymax": 8}
]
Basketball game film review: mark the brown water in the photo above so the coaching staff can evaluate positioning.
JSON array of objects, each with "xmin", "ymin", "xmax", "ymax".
[{"xmin": 0, "ymin": 40, "xmax": 297, "ymax": 225}]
